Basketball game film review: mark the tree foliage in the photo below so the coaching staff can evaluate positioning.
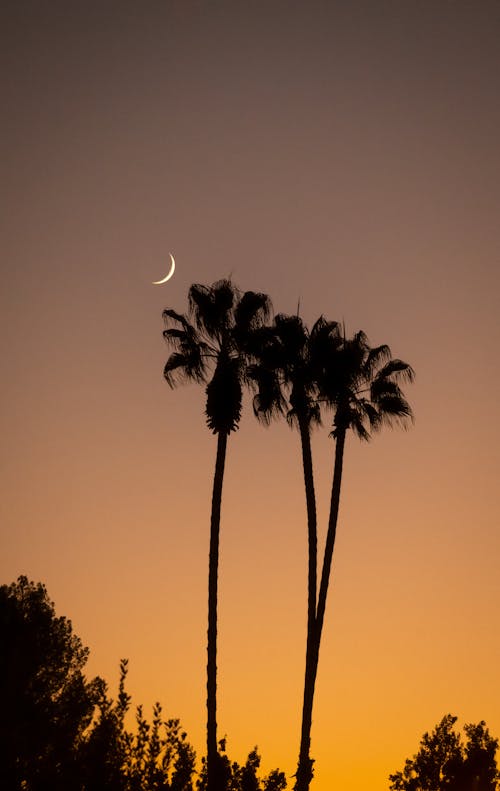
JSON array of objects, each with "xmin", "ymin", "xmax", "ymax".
[
  {"xmin": 163, "ymin": 280, "xmax": 271, "ymax": 436},
  {"xmin": 0, "ymin": 575, "xmax": 99, "ymax": 789},
  {"xmin": 80, "ymin": 659, "xmax": 197, "ymax": 791},
  {"xmin": 1, "ymin": 576, "xmax": 285, "ymax": 791},
  {"xmin": 196, "ymin": 741, "xmax": 287, "ymax": 791},
  {"xmin": 389, "ymin": 714, "xmax": 500, "ymax": 791}
]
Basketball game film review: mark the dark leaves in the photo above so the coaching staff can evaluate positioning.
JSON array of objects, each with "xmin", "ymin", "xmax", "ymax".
[
  {"xmin": 188, "ymin": 280, "xmax": 236, "ymax": 338},
  {"xmin": 247, "ymin": 365, "xmax": 286, "ymax": 425},
  {"xmin": 163, "ymin": 280, "xmax": 273, "ymax": 435},
  {"xmin": 247, "ymin": 313, "xmax": 324, "ymax": 432},
  {"xmin": 162, "ymin": 280, "xmax": 414, "ymax": 441},
  {"xmin": 234, "ymin": 291, "xmax": 271, "ymax": 335},
  {"xmin": 321, "ymin": 329, "xmax": 414, "ymax": 439},
  {"xmin": 376, "ymin": 358, "xmax": 416, "ymax": 384},
  {"xmin": 163, "ymin": 351, "xmax": 205, "ymax": 387}
]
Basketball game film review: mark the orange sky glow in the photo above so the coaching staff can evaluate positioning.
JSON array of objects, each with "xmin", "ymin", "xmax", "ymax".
[{"xmin": 2, "ymin": 3, "xmax": 500, "ymax": 790}]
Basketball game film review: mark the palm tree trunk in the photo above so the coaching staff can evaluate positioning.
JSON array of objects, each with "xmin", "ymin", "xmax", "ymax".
[
  {"xmin": 316, "ymin": 427, "xmax": 345, "ymax": 645},
  {"xmin": 207, "ymin": 431, "xmax": 228, "ymax": 791},
  {"xmin": 294, "ymin": 417, "xmax": 318, "ymax": 791},
  {"xmin": 298, "ymin": 416, "xmax": 317, "ymax": 658},
  {"xmin": 294, "ymin": 427, "xmax": 346, "ymax": 791}
]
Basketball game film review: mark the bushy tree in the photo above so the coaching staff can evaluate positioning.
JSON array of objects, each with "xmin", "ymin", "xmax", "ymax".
[
  {"xmin": 0, "ymin": 575, "xmax": 100, "ymax": 790},
  {"xmin": 196, "ymin": 740, "xmax": 287, "ymax": 791},
  {"xmin": 81, "ymin": 658, "xmax": 196, "ymax": 791},
  {"xmin": 1, "ymin": 577, "xmax": 284, "ymax": 790},
  {"xmin": 389, "ymin": 714, "xmax": 500, "ymax": 791},
  {"xmin": 0, "ymin": 577, "xmax": 197, "ymax": 790}
]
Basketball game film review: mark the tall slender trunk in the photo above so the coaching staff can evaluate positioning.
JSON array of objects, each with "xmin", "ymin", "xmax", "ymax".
[
  {"xmin": 207, "ymin": 431, "xmax": 228, "ymax": 791},
  {"xmin": 315, "ymin": 427, "xmax": 345, "ymax": 645},
  {"xmin": 294, "ymin": 416, "xmax": 318, "ymax": 791},
  {"xmin": 298, "ymin": 417, "xmax": 317, "ymax": 655},
  {"xmin": 294, "ymin": 427, "xmax": 346, "ymax": 791}
]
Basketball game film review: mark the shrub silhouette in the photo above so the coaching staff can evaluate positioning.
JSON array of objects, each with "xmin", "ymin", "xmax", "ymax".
[
  {"xmin": 0, "ymin": 576, "xmax": 99, "ymax": 789},
  {"xmin": 1, "ymin": 576, "xmax": 285, "ymax": 790},
  {"xmin": 389, "ymin": 714, "xmax": 500, "ymax": 791}
]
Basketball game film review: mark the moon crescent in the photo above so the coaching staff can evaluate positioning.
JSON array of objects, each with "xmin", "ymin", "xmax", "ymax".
[{"xmin": 153, "ymin": 253, "xmax": 176, "ymax": 284}]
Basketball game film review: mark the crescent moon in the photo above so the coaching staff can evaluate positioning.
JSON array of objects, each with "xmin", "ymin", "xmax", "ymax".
[{"xmin": 153, "ymin": 253, "xmax": 176, "ymax": 285}]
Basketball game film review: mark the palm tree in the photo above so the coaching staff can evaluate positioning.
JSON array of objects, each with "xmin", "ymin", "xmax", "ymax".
[
  {"xmin": 249, "ymin": 314, "xmax": 322, "ymax": 619},
  {"xmin": 294, "ymin": 327, "xmax": 414, "ymax": 791},
  {"xmin": 247, "ymin": 314, "xmax": 341, "ymax": 789},
  {"xmin": 162, "ymin": 280, "xmax": 271, "ymax": 791}
]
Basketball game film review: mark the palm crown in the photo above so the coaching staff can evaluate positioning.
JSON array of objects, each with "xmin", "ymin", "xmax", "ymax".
[
  {"xmin": 315, "ymin": 327, "xmax": 415, "ymax": 439},
  {"xmin": 163, "ymin": 280, "xmax": 271, "ymax": 435},
  {"xmin": 247, "ymin": 313, "xmax": 341, "ymax": 429}
]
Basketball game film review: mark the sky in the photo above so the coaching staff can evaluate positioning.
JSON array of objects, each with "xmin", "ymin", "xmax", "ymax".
[{"xmin": 2, "ymin": 1, "xmax": 500, "ymax": 788}]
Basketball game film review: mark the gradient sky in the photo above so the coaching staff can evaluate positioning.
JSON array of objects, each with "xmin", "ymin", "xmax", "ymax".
[{"xmin": 2, "ymin": 2, "xmax": 500, "ymax": 789}]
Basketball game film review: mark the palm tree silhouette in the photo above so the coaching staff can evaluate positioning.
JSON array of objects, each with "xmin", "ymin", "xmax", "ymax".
[
  {"xmin": 294, "ymin": 327, "xmax": 414, "ymax": 791},
  {"xmin": 248, "ymin": 314, "xmax": 341, "ymax": 644},
  {"xmin": 247, "ymin": 314, "xmax": 342, "ymax": 789},
  {"xmin": 162, "ymin": 280, "xmax": 271, "ymax": 791}
]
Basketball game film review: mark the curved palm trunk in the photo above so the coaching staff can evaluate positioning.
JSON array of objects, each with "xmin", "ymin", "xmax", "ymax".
[
  {"xmin": 316, "ymin": 427, "xmax": 346, "ymax": 648},
  {"xmin": 294, "ymin": 416, "xmax": 318, "ymax": 791},
  {"xmin": 207, "ymin": 431, "xmax": 228, "ymax": 791},
  {"xmin": 298, "ymin": 417, "xmax": 317, "ymax": 654},
  {"xmin": 294, "ymin": 427, "xmax": 346, "ymax": 791}
]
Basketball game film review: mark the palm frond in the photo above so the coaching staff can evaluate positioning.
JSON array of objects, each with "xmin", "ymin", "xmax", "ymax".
[
  {"xmin": 309, "ymin": 400, "xmax": 322, "ymax": 426},
  {"xmin": 376, "ymin": 394, "xmax": 414, "ymax": 427},
  {"xmin": 246, "ymin": 364, "xmax": 286, "ymax": 424},
  {"xmin": 187, "ymin": 283, "xmax": 220, "ymax": 337},
  {"xmin": 364, "ymin": 344, "xmax": 391, "ymax": 377},
  {"xmin": 370, "ymin": 378, "xmax": 404, "ymax": 401},
  {"xmin": 350, "ymin": 415, "xmax": 372, "ymax": 441},
  {"xmin": 253, "ymin": 392, "xmax": 285, "ymax": 425},
  {"xmin": 213, "ymin": 279, "xmax": 237, "ymax": 316},
  {"xmin": 234, "ymin": 291, "xmax": 272, "ymax": 334},
  {"xmin": 273, "ymin": 314, "xmax": 308, "ymax": 359},
  {"xmin": 352, "ymin": 329, "xmax": 369, "ymax": 348},
  {"xmin": 310, "ymin": 315, "xmax": 332, "ymax": 336},
  {"xmin": 163, "ymin": 328, "xmax": 186, "ymax": 340},
  {"xmin": 243, "ymin": 324, "xmax": 277, "ymax": 360},
  {"xmin": 309, "ymin": 316, "xmax": 340, "ymax": 347},
  {"xmin": 375, "ymin": 359, "xmax": 415, "ymax": 384},
  {"xmin": 162, "ymin": 326, "xmax": 196, "ymax": 348},
  {"xmin": 162, "ymin": 308, "xmax": 190, "ymax": 329},
  {"xmin": 274, "ymin": 312, "xmax": 305, "ymax": 331},
  {"xmin": 163, "ymin": 325, "xmax": 213, "ymax": 364},
  {"xmin": 360, "ymin": 400, "xmax": 381, "ymax": 430},
  {"xmin": 163, "ymin": 351, "xmax": 206, "ymax": 387}
]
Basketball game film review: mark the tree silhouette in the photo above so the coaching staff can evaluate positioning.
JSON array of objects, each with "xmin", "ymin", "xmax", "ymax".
[
  {"xmin": 293, "ymin": 327, "xmax": 414, "ymax": 791},
  {"xmin": 389, "ymin": 714, "xmax": 500, "ymax": 791},
  {"xmin": 0, "ymin": 576, "xmax": 100, "ymax": 789},
  {"xmin": 196, "ymin": 740, "xmax": 287, "ymax": 791},
  {"xmin": 249, "ymin": 317, "xmax": 414, "ymax": 791},
  {"xmin": 163, "ymin": 280, "xmax": 271, "ymax": 791},
  {"xmin": 247, "ymin": 313, "xmax": 340, "ymax": 788},
  {"xmin": 2, "ymin": 575, "xmax": 285, "ymax": 790},
  {"xmin": 81, "ymin": 658, "xmax": 197, "ymax": 791}
]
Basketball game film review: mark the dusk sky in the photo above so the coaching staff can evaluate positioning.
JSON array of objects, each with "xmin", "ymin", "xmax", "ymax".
[{"xmin": 2, "ymin": 2, "xmax": 500, "ymax": 789}]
